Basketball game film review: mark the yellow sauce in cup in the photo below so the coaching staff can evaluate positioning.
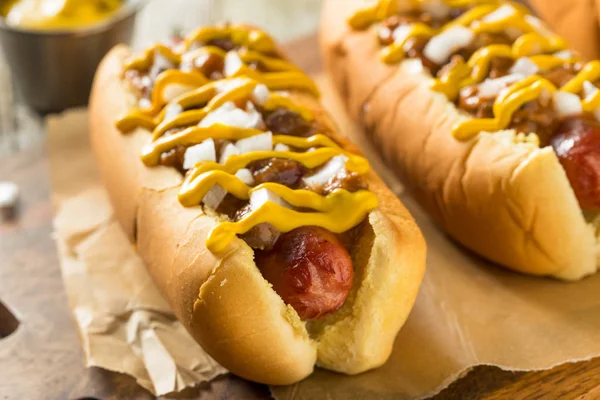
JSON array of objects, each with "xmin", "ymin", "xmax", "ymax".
[{"xmin": 0, "ymin": 0, "xmax": 122, "ymax": 30}]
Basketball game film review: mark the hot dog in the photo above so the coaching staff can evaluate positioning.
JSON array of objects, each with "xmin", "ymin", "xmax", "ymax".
[
  {"xmin": 551, "ymin": 118, "xmax": 600, "ymax": 210},
  {"xmin": 89, "ymin": 23, "xmax": 426, "ymax": 384},
  {"xmin": 256, "ymin": 226, "xmax": 354, "ymax": 320},
  {"xmin": 321, "ymin": 0, "xmax": 600, "ymax": 280}
]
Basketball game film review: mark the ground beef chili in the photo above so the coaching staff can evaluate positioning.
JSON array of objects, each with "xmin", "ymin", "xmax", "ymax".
[
  {"xmin": 264, "ymin": 108, "xmax": 316, "ymax": 137},
  {"xmin": 132, "ymin": 38, "xmax": 369, "ymax": 250},
  {"xmin": 192, "ymin": 52, "xmax": 225, "ymax": 80},
  {"xmin": 216, "ymin": 195, "xmax": 247, "ymax": 220},
  {"xmin": 206, "ymin": 37, "xmax": 237, "ymax": 52},
  {"xmin": 458, "ymin": 86, "xmax": 494, "ymax": 118},
  {"xmin": 510, "ymin": 96, "xmax": 559, "ymax": 144},
  {"xmin": 378, "ymin": 13, "xmax": 446, "ymax": 73},
  {"xmin": 405, "ymin": 36, "xmax": 439, "ymax": 73},
  {"xmin": 126, "ymin": 35, "xmax": 276, "ymax": 101},
  {"xmin": 541, "ymin": 63, "xmax": 582, "ymax": 88},
  {"xmin": 456, "ymin": 62, "xmax": 583, "ymax": 140},
  {"xmin": 458, "ymin": 86, "xmax": 560, "ymax": 141},
  {"xmin": 488, "ymin": 56, "xmax": 515, "ymax": 79},
  {"xmin": 321, "ymin": 170, "xmax": 369, "ymax": 195},
  {"xmin": 376, "ymin": 6, "xmax": 513, "ymax": 75},
  {"xmin": 379, "ymin": 10, "xmax": 454, "ymax": 46},
  {"xmin": 249, "ymin": 158, "xmax": 307, "ymax": 188},
  {"xmin": 233, "ymin": 203, "xmax": 281, "ymax": 250},
  {"xmin": 125, "ymin": 69, "xmax": 153, "ymax": 100},
  {"xmin": 160, "ymin": 145, "xmax": 187, "ymax": 174},
  {"xmin": 246, "ymin": 60, "xmax": 270, "ymax": 72}
]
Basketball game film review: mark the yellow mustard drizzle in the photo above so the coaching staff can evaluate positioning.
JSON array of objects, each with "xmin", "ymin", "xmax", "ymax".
[
  {"xmin": 206, "ymin": 187, "xmax": 378, "ymax": 253},
  {"xmin": 431, "ymin": 40, "xmax": 571, "ymax": 100},
  {"xmin": 451, "ymin": 61, "xmax": 600, "ymax": 139},
  {"xmin": 452, "ymin": 75, "xmax": 557, "ymax": 139},
  {"xmin": 347, "ymin": 0, "xmax": 501, "ymax": 30},
  {"xmin": 184, "ymin": 25, "xmax": 278, "ymax": 55},
  {"xmin": 179, "ymin": 147, "xmax": 369, "ymax": 206},
  {"xmin": 120, "ymin": 42, "xmax": 317, "ymax": 126},
  {"xmin": 349, "ymin": 0, "xmax": 590, "ymax": 141},
  {"xmin": 117, "ymin": 77, "xmax": 315, "ymax": 135},
  {"xmin": 118, "ymin": 26, "xmax": 378, "ymax": 253}
]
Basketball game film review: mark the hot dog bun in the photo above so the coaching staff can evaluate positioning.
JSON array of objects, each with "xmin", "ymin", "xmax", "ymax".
[
  {"xmin": 320, "ymin": 0, "xmax": 598, "ymax": 280},
  {"xmin": 528, "ymin": 0, "xmax": 600, "ymax": 61},
  {"xmin": 90, "ymin": 41, "xmax": 426, "ymax": 384}
]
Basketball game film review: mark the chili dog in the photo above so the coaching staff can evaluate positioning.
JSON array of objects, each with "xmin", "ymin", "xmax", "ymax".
[
  {"xmin": 89, "ymin": 23, "xmax": 426, "ymax": 384},
  {"xmin": 321, "ymin": 0, "xmax": 600, "ymax": 280}
]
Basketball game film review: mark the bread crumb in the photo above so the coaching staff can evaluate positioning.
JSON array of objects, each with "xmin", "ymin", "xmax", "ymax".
[{"xmin": 220, "ymin": 278, "xmax": 228, "ymax": 286}]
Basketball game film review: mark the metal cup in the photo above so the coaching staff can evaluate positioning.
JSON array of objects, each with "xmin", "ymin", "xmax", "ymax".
[{"xmin": 0, "ymin": 0, "xmax": 144, "ymax": 113}]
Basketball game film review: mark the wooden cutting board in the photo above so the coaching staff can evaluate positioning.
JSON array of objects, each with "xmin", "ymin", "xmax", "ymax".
[{"xmin": 1, "ymin": 35, "xmax": 600, "ymax": 400}]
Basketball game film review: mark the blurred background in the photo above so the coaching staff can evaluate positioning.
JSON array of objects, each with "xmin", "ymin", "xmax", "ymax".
[
  {"xmin": 0, "ymin": 0, "xmax": 323, "ymax": 157},
  {"xmin": 134, "ymin": 0, "xmax": 322, "ymax": 46}
]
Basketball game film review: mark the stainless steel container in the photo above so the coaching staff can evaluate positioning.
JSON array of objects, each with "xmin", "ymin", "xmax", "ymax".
[{"xmin": 0, "ymin": 1, "xmax": 144, "ymax": 113}]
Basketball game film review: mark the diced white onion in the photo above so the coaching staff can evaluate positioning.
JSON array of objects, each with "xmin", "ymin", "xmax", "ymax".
[
  {"xmin": 214, "ymin": 78, "xmax": 247, "ymax": 93},
  {"xmin": 180, "ymin": 48, "xmax": 203, "ymax": 65},
  {"xmin": 252, "ymin": 84, "xmax": 271, "ymax": 105},
  {"xmin": 423, "ymin": 26, "xmax": 474, "ymax": 65},
  {"xmin": 163, "ymin": 103, "xmax": 183, "ymax": 123},
  {"xmin": 553, "ymin": 91, "xmax": 583, "ymax": 118},
  {"xmin": 235, "ymin": 131, "xmax": 273, "ymax": 154},
  {"xmin": 525, "ymin": 15, "xmax": 553, "ymax": 37},
  {"xmin": 505, "ymin": 27, "xmax": 522, "ymax": 40},
  {"xmin": 186, "ymin": 40, "xmax": 201, "ymax": 51},
  {"xmin": 402, "ymin": 58, "xmax": 424, "ymax": 74},
  {"xmin": 509, "ymin": 57, "xmax": 538, "ymax": 77},
  {"xmin": 302, "ymin": 155, "xmax": 348, "ymax": 188},
  {"xmin": 149, "ymin": 50, "xmax": 175, "ymax": 80},
  {"xmin": 477, "ymin": 73, "xmax": 524, "ymax": 99},
  {"xmin": 183, "ymin": 138, "xmax": 216, "ymax": 170},
  {"xmin": 393, "ymin": 25, "xmax": 412, "ymax": 44},
  {"xmin": 203, "ymin": 185, "xmax": 227, "ymax": 210},
  {"xmin": 554, "ymin": 50, "xmax": 574, "ymax": 60},
  {"xmin": 274, "ymin": 143, "xmax": 290, "ymax": 152},
  {"xmin": 250, "ymin": 188, "xmax": 289, "ymax": 210},
  {"xmin": 482, "ymin": 4, "xmax": 516, "ymax": 23},
  {"xmin": 163, "ymin": 84, "xmax": 193, "ymax": 102},
  {"xmin": 420, "ymin": 0, "xmax": 450, "ymax": 19},
  {"xmin": 0, "ymin": 181, "xmax": 19, "ymax": 208},
  {"xmin": 235, "ymin": 168, "xmax": 255, "ymax": 185},
  {"xmin": 139, "ymin": 98, "xmax": 152, "ymax": 109},
  {"xmin": 219, "ymin": 142, "xmax": 239, "ymax": 163},
  {"xmin": 583, "ymin": 81, "xmax": 599, "ymax": 98},
  {"xmin": 179, "ymin": 62, "xmax": 193, "ymax": 73},
  {"xmin": 583, "ymin": 82, "xmax": 600, "ymax": 122},
  {"xmin": 224, "ymin": 51, "xmax": 244, "ymax": 77},
  {"xmin": 141, "ymin": 76, "xmax": 153, "ymax": 89},
  {"xmin": 199, "ymin": 101, "xmax": 264, "ymax": 129}
]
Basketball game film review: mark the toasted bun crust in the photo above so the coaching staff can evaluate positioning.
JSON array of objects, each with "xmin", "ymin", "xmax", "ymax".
[
  {"xmin": 320, "ymin": 0, "xmax": 599, "ymax": 280},
  {"xmin": 90, "ymin": 44, "xmax": 426, "ymax": 383}
]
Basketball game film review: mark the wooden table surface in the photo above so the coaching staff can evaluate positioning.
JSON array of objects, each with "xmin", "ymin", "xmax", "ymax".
[{"xmin": 2, "ymin": 19, "xmax": 600, "ymax": 400}]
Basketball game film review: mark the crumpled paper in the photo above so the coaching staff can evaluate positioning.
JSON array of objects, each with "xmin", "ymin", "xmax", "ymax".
[
  {"xmin": 47, "ymin": 72, "xmax": 600, "ymax": 399},
  {"xmin": 269, "ymin": 76, "xmax": 600, "ymax": 400},
  {"xmin": 49, "ymin": 110, "xmax": 226, "ymax": 396}
]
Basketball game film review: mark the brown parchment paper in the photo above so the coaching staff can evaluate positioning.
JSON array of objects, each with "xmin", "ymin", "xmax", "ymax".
[
  {"xmin": 47, "ymin": 72, "xmax": 600, "ymax": 400},
  {"xmin": 48, "ymin": 109, "xmax": 226, "ymax": 396},
  {"xmin": 270, "ymin": 76, "xmax": 600, "ymax": 400}
]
